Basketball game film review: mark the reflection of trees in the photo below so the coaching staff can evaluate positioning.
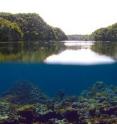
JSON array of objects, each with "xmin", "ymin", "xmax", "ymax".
[
  {"xmin": 0, "ymin": 13, "xmax": 67, "ymax": 62},
  {"xmin": 0, "ymin": 41, "xmax": 65, "ymax": 62},
  {"xmin": 92, "ymin": 41, "xmax": 117, "ymax": 60},
  {"xmin": 66, "ymin": 45, "xmax": 82, "ymax": 50}
]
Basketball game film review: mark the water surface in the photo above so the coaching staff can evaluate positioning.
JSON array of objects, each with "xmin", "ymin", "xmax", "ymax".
[
  {"xmin": 45, "ymin": 41, "xmax": 115, "ymax": 65},
  {"xmin": 0, "ymin": 41, "xmax": 117, "ymax": 96}
]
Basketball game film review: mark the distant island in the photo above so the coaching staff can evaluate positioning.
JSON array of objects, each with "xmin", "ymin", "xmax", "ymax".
[{"xmin": 67, "ymin": 34, "xmax": 92, "ymax": 41}]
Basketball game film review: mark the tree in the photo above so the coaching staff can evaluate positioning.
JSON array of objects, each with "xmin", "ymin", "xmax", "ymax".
[
  {"xmin": 92, "ymin": 23, "xmax": 117, "ymax": 41},
  {"xmin": 92, "ymin": 28, "xmax": 108, "ymax": 41},
  {"xmin": 0, "ymin": 18, "xmax": 23, "ymax": 53},
  {"xmin": 0, "ymin": 18, "xmax": 23, "ymax": 41},
  {"xmin": 0, "ymin": 13, "xmax": 67, "ymax": 41}
]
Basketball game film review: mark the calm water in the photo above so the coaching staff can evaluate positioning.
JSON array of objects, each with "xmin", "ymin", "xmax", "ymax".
[
  {"xmin": 0, "ymin": 41, "xmax": 117, "ymax": 96},
  {"xmin": 45, "ymin": 41, "xmax": 115, "ymax": 65}
]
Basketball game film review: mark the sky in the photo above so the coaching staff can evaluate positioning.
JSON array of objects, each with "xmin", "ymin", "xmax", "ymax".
[{"xmin": 0, "ymin": 0, "xmax": 117, "ymax": 34}]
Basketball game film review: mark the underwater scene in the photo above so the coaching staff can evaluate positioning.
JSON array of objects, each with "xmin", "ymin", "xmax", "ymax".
[
  {"xmin": 0, "ymin": 3, "xmax": 117, "ymax": 122},
  {"xmin": 0, "ymin": 40, "xmax": 117, "ymax": 124}
]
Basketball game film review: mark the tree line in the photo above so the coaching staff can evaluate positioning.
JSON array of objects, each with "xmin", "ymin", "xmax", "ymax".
[
  {"xmin": 0, "ymin": 13, "xmax": 67, "ymax": 53},
  {"xmin": 67, "ymin": 34, "xmax": 92, "ymax": 41},
  {"xmin": 67, "ymin": 23, "xmax": 117, "ymax": 42},
  {"xmin": 91, "ymin": 23, "xmax": 117, "ymax": 41}
]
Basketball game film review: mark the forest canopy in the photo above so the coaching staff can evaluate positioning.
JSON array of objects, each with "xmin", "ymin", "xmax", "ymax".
[
  {"xmin": 0, "ymin": 18, "xmax": 23, "ymax": 41},
  {"xmin": 91, "ymin": 23, "xmax": 117, "ymax": 41},
  {"xmin": 0, "ymin": 13, "xmax": 67, "ymax": 54},
  {"xmin": 0, "ymin": 13, "xmax": 67, "ymax": 42}
]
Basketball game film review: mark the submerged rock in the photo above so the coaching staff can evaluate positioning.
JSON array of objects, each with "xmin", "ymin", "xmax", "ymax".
[
  {"xmin": 0, "ymin": 101, "xmax": 11, "ymax": 121},
  {"xmin": 80, "ymin": 82, "xmax": 117, "ymax": 106},
  {"xmin": 1, "ymin": 81, "xmax": 48, "ymax": 104},
  {"xmin": 0, "ymin": 82, "xmax": 117, "ymax": 124}
]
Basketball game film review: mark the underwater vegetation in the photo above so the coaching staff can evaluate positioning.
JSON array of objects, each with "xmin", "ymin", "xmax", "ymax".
[{"xmin": 0, "ymin": 81, "xmax": 117, "ymax": 124}]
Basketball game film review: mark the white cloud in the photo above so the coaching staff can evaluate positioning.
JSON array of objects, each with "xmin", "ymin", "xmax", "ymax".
[{"xmin": 0, "ymin": 0, "xmax": 117, "ymax": 34}]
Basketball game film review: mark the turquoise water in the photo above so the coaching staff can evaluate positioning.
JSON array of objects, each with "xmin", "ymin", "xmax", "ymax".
[{"xmin": 0, "ymin": 63, "xmax": 116, "ymax": 96}]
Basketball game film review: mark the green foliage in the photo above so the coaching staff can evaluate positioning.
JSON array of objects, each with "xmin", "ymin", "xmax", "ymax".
[
  {"xmin": 0, "ymin": 18, "xmax": 23, "ymax": 53},
  {"xmin": 0, "ymin": 13, "xmax": 67, "ymax": 41},
  {"xmin": 0, "ymin": 18, "xmax": 23, "ymax": 41},
  {"xmin": 92, "ymin": 23, "xmax": 117, "ymax": 41},
  {"xmin": 92, "ymin": 28, "xmax": 108, "ymax": 41},
  {"xmin": 0, "ymin": 12, "xmax": 67, "ymax": 60},
  {"xmin": 68, "ymin": 34, "xmax": 92, "ymax": 41},
  {"xmin": 52, "ymin": 27, "xmax": 68, "ymax": 41}
]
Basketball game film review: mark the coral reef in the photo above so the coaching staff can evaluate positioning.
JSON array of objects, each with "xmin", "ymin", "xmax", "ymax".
[
  {"xmin": 1, "ymin": 81, "xmax": 48, "ymax": 104},
  {"xmin": 0, "ymin": 81, "xmax": 117, "ymax": 124}
]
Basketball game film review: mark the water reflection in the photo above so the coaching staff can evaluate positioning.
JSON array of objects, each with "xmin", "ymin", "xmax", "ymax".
[
  {"xmin": 0, "ymin": 41, "xmax": 63, "ymax": 62},
  {"xmin": 64, "ymin": 41, "xmax": 94, "ymax": 49},
  {"xmin": 92, "ymin": 41, "xmax": 117, "ymax": 60},
  {"xmin": 45, "ymin": 41, "xmax": 115, "ymax": 65}
]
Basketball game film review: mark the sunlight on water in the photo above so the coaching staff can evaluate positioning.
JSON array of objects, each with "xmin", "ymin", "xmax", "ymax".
[
  {"xmin": 64, "ymin": 40, "xmax": 94, "ymax": 46},
  {"xmin": 45, "ymin": 41, "xmax": 115, "ymax": 65},
  {"xmin": 45, "ymin": 49, "xmax": 115, "ymax": 65}
]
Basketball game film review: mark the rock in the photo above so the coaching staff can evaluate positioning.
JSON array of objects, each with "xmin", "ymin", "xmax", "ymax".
[
  {"xmin": 1, "ymin": 81, "xmax": 48, "ymax": 104},
  {"xmin": 63, "ymin": 109, "xmax": 80, "ymax": 123}
]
